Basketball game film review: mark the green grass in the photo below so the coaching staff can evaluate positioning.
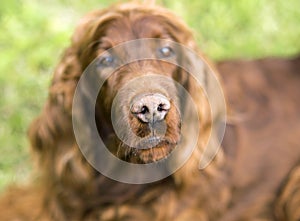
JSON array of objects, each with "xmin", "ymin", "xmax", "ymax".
[{"xmin": 0, "ymin": 0, "xmax": 300, "ymax": 190}]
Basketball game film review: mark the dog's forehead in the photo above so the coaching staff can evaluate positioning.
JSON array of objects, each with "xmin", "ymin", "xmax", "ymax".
[{"xmin": 100, "ymin": 12, "xmax": 172, "ymax": 44}]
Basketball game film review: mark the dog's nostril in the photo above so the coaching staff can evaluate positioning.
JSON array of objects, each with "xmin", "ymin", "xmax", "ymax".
[
  {"xmin": 130, "ymin": 93, "xmax": 170, "ymax": 124},
  {"xmin": 140, "ymin": 106, "xmax": 149, "ymax": 114},
  {"xmin": 157, "ymin": 103, "xmax": 165, "ymax": 112}
]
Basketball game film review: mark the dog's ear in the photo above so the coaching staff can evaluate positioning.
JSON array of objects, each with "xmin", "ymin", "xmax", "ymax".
[
  {"xmin": 28, "ymin": 47, "xmax": 79, "ymax": 160},
  {"xmin": 27, "ymin": 18, "xmax": 85, "ymax": 161},
  {"xmin": 28, "ymin": 9, "xmax": 120, "ymax": 155},
  {"xmin": 27, "ymin": 9, "xmax": 124, "ymax": 177},
  {"xmin": 27, "ymin": 44, "xmax": 99, "ymax": 183}
]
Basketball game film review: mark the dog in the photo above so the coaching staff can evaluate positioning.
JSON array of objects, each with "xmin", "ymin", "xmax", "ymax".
[{"xmin": 0, "ymin": 2, "xmax": 299, "ymax": 221}]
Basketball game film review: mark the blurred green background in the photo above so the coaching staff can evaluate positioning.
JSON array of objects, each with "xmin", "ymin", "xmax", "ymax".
[{"xmin": 0, "ymin": 0, "xmax": 300, "ymax": 190}]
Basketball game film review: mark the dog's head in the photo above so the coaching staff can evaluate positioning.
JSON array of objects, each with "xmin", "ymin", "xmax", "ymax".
[
  {"xmin": 70, "ymin": 4, "xmax": 208, "ymax": 164},
  {"xmin": 30, "ymin": 3, "xmax": 223, "ymax": 184}
]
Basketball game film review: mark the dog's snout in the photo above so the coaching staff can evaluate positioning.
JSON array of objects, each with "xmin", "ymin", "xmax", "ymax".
[{"xmin": 130, "ymin": 93, "xmax": 170, "ymax": 124}]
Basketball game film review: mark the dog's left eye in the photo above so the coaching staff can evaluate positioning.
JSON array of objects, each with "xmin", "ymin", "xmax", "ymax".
[
  {"xmin": 97, "ymin": 55, "xmax": 114, "ymax": 68},
  {"xmin": 159, "ymin": 46, "xmax": 175, "ymax": 58}
]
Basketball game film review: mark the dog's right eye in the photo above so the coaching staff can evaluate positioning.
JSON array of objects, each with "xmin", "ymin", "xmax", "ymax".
[
  {"xmin": 97, "ymin": 55, "xmax": 114, "ymax": 68},
  {"xmin": 158, "ymin": 46, "xmax": 175, "ymax": 58}
]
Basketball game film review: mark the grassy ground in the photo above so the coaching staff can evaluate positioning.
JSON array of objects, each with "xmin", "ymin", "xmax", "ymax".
[{"xmin": 0, "ymin": 0, "xmax": 300, "ymax": 190}]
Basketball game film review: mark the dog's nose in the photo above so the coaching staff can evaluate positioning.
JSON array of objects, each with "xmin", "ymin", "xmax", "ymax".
[{"xmin": 130, "ymin": 93, "xmax": 170, "ymax": 124}]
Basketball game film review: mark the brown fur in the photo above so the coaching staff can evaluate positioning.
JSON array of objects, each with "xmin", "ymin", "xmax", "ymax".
[
  {"xmin": 0, "ymin": 2, "xmax": 300, "ymax": 221},
  {"xmin": 218, "ymin": 56, "xmax": 300, "ymax": 221}
]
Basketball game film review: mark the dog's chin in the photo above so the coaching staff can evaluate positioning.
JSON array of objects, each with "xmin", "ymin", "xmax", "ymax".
[
  {"xmin": 136, "ymin": 136, "xmax": 165, "ymax": 149},
  {"xmin": 126, "ymin": 138, "xmax": 178, "ymax": 164}
]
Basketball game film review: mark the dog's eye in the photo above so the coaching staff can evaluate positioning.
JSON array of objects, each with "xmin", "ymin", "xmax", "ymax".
[
  {"xmin": 159, "ymin": 46, "xmax": 175, "ymax": 58},
  {"xmin": 97, "ymin": 55, "xmax": 114, "ymax": 68}
]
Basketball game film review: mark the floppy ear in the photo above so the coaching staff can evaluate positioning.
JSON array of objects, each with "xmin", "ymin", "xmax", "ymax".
[
  {"xmin": 165, "ymin": 14, "xmax": 226, "ymax": 169},
  {"xmin": 27, "ymin": 11, "xmax": 96, "ymax": 167},
  {"xmin": 28, "ymin": 46, "xmax": 80, "ymax": 166},
  {"xmin": 27, "ymin": 9, "xmax": 123, "ymax": 179},
  {"xmin": 161, "ymin": 13, "xmax": 225, "ymax": 140},
  {"xmin": 162, "ymin": 13, "xmax": 227, "ymax": 180},
  {"xmin": 28, "ymin": 8, "xmax": 109, "ymax": 152}
]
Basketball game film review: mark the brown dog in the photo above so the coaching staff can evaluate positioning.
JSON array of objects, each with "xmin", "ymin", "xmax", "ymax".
[{"xmin": 0, "ymin": 2, "xmax": 299, "ymax": 221}]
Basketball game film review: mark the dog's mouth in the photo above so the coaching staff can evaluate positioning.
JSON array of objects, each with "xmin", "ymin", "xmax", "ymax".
[
  {"xmin": 136, "ymin": 136, "xmax": 161, "ymax": 149},
  {"xmin": 129, "ymin": 137, "xmax": 178, "ymax": 163}
]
